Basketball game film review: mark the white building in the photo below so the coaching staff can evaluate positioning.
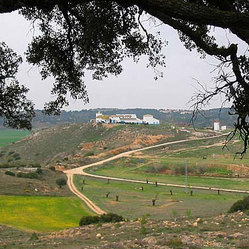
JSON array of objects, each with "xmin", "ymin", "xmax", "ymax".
[
  {"xmin": 95, "ymin": 112, "xmax": 160, "ymax": 125},
  {"xmin": 143, "ymin": 114, "xmax": 160, "ymax": 125},
  {"xmin": 110, "ymin": 114, "xmax": 142, "ymax": 124},
  {"xmin": 96, "ymin": 112, "xmax": 110, "ymax": 124},
  {"xmin": 213, "ymin": 121, "xmax": 220, "ymax": 131},
  {"xmin": 221, "ymin": 125, "xmax": 227, "ymax": 131}
]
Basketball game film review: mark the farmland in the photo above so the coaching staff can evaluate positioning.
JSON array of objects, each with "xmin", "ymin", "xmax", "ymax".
[
  {"xmin": 0, "ymin": 129, "xmax": 30, "ymax": 147},
  {"xmin": 0, "ymin": 195, "xmax": 91, "ymax": 232},
  {"xmin": 74, "ymin": 175, "xmax": 247, "ymax": 220},
  {"xmin": 0, "ymin": 123, "xmax": 248, "ymax": 238}
]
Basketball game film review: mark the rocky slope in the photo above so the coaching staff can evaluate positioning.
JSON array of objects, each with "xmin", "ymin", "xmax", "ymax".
[{"xmin": 1, "ymin": 211, "xmax": 248, "ymax": 249}]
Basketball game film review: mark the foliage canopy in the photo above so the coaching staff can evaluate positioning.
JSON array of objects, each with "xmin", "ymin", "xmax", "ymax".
[{"xmin": 1, "ymin": 0, "xmax": 249, "ymax": 152}]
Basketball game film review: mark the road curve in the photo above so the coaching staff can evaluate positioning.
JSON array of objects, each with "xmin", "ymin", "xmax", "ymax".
[
  {"xmin": 67, "ymin": 173, "xmax": 105, "ymax": 215},
  {"xmin": 64, "ymin": 133, "xmax": 249, "ymax": 215}
]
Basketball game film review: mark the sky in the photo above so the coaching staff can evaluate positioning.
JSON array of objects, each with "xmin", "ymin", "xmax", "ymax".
[{"xmin": 0, "ymin": 11, "xmax": 247, "ymax": 111}]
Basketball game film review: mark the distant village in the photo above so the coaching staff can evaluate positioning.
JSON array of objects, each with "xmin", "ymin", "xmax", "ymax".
[{"xmin": 94, "ymin": 112, "xmax": 160, "ymax": 125}]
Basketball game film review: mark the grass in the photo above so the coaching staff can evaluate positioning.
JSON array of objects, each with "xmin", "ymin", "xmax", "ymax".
[
  {"xmin": 0, "ymin": 169, "xmax": 72, "ymax": 196},
  {"xmin": 74, "ymin": 175, "xmax": 247, "ymax": 220},
  {"xmin": 85, "ymin": 134, "xmax": 249, "ymax": 190},
  {"xmin": 87, "ymin": 161, "xmax": 249, "ymax": 190},
  {"xmin": 0, "ymin": 195, "xmax": 92, "ymax": 232},
  {"xmin": 0, "ymin": 129, "xmax": 30, "ymax": 147}
]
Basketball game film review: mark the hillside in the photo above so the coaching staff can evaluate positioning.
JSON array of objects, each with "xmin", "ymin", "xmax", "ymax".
[
  {"xmin": 0, "ymin": 211, "xmax": 248, "ymax": 249},
  {"xmin": 0, "ymin": 123, "xmax": 191, "ymax": 167}
]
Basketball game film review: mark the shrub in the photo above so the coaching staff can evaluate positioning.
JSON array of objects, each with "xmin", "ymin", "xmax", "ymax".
[
  {"xmin": 79, "ymin": 216, "xmax": 100, "ymax": 226},
  {"xmin": 49, "ymin": 166, "xmax": 56, "ymax": 171},
  {"xmin": 229, "ymin": 196, "xmax": 249, "ymax": 213},
  {"xmin": 36, "ymin": 168, "xmax": 43, "ymax": 174},
  {"xmin": 29, "ymin": 233, "xmax": 38, "ymax": 241},
  {"xmin": 99, "ymin": 213, "xmax": 123, "ymax": 223},
  {"xmin": 56, "ymin": 178, "xmax": 67, "ymax": 188},
  {"xmin": 5, "ymin": 170, "xmax": 15, "ymax": 176},
  {"xmin": 79, "ymin": 213, "xmax": 124, "ymax": 226},
  {"xmin": 12, "ymin": 153, "xmax": 21, "ymax": 160},
  {"xmin": 16, "ymin": 172, "xmax": 39, "ymax": 179}
]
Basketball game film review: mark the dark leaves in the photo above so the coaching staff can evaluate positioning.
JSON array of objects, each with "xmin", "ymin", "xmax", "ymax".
[{"xmin": 0, "ymin": 42, "xmax": 35, "ymax": 129}]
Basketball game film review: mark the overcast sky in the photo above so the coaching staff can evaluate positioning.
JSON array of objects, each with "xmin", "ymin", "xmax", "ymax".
[{"xmin": 0, "ymin": 11, "xmax": 247, "ymax": 111}]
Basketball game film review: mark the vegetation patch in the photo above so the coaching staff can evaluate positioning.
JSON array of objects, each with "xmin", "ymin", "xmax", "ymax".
[
  {"xmin": 79, "ymin": 213, "xmax": 123, "ymax": 226},
  {"xmin": 16, "ymin": 172, "xmax": 40, "ymax": 179},
  {"xmin": 0, "ymin": 195, "xmax": 91, "ymax": 232},
  {"xmin": 229, "ymin": 196, "xmax": 249, "ymax": 213},
  {"xmin": 5, "ymin": 170, "xmax": 15, "ymax": 176},
  {"xmin": 0, "ymin": 129, "xmax": 30, "ymax": 147}
]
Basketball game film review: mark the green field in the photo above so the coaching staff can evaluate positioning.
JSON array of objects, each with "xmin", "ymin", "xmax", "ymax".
[
  {"xmin": 0, "ymin": 196, "xmax": 91, "ymax": 232},
  {"xmin": 0, "ymin": 129, "xmax": 30, "ymax": 147},
  {"xmin": 80, "ymin": 135, "xmax": 249, "ymax": 219},
  {"xmin": 74, "ymin": 175, "xmax": 247, "ymax": 220},
  {"xmin": 86, "ymin": 159, "xmax": 249, "ymax": 190},
  {"xmin": 85, "ymin": 135, "xmax": 249, "ymax": 190}
]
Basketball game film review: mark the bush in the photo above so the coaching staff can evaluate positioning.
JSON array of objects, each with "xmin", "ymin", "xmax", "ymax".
[
  {"xmin": 49, "ymin": 166, "xmax": 56, "ymax": 171},
  {"xmin": 12, "ymin": 153, "xmax": 21, "ymax": 160},
  {"xmin": 16, "ymin": 172, "xmax": 39, "ymax": 179},
  {"xmin": 79, "ymin": 213, "xmax": 124, "ymax": 226},
  {"xmin": 79, "ymin": 216, "xmax": 100, "ymax": 226},
  {"xmin": 5, "ymin": 170, "xmax": 15, "ymax": 176},
  {"xmin": 100, "ymin": 213, "xmax": 123, "ymax": 223},
  {"xmin": 229, "ymin": 196, "xmax": 249, "ymax": 213},
  {"xmin": 36, "ymin": 168, "xmax": 43, "ymax": 174},
  {"xmin": 56, "ymin": 178, "xmax": 67, "ymax": 188}
]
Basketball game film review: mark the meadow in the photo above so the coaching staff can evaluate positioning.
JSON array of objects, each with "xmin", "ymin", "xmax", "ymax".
[
  {"xmin": 0, "ymin": 195, "xmax": 91, "ymax": 232},
  {"xmin": 0, "ymin": 129, "xmax": 30, "ymax": 147},
  {"xmin": 74, "ymin": 175, "xmax": 247, "ymax": 220},
  {"xmin": 86, "ymin": 158, "xmax": 249, "ymax": 190},
  {"xmin": 86, "ymin": 136, "xmax": 249, "ymax": 191}
]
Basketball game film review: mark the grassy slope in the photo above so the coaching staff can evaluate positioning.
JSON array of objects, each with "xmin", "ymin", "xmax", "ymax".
[
  {"xmin": 86, "ymin": 135, "xmax": 249, "ymax": 190},
  {"xmin": 0, "ymin": 169, "xmax": 72, "ymax": 196},
  {"xmin": 0, "ymin": 129, "xmax": 30, "ymax": 147},
  {"xmin": 74, "ymin": 175, "xmax": 247, "ymax": 220},
  {"xmin": 0, "ymin": 123, "xmax": 185, "ymax": 166},
  {"xmin": 0, "ymin": 195, "xmax": 91, "ymax": 232}
]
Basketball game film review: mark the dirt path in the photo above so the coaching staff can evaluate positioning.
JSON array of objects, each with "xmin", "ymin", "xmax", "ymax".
[
  {"xmin": 66, "ymin": 174, "xmax": 105, "ymax": 215},
  {"xmin": 64, "ymin": 133, "xmax": 249, "ymax": 214}
]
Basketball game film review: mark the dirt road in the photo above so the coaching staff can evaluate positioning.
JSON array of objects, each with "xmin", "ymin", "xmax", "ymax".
[{"xmin": 64, "ymin": 133, "xmax": 249, "ymax": 214}]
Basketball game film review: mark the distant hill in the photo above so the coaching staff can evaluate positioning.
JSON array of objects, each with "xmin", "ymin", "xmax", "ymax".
[
  {"xmin": 0, "ymin": 108, "xmax": 237, "ymax": 129},
  {"xmin": 0, "ymin": 123, "xmax": 191, "ymax": 166}
]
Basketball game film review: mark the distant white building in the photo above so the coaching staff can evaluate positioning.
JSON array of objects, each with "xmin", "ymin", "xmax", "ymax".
[
  {"xmin": 96, "ymin": 112, "xmax": 110, "ymax": 124},
  {"xmin": 213, "ymin": 121, "xmax": 220, "ymax": 131},
  {"xmin": 95, "ymin": 112, "xmax": 159, "ymax": 125},
  {"xmin": 143, "ymin": 114, "xmax": 160, "ymax": 125},
  {"xmin": 221, "ymin": 125, "xmax": 227, "ymax": 131},
  {"xmin": 110, "ymin": 114, "xmax": 142, "ymax": 124}
]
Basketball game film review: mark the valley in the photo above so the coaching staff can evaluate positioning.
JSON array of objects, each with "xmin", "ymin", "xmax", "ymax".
[{"xmin": 0, "ymin": 121, "xmax": 248, "ymax": 248}]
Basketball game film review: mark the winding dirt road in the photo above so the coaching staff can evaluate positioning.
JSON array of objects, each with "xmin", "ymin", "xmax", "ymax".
[{"xmin": 64, "ymin": 134, "xmax": 249, "ymax": 214}]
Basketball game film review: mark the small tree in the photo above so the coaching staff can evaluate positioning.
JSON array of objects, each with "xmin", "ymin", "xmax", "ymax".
[{"xmin": 56, "ymin": 178, "xmax": 67, "ymax": 188}]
